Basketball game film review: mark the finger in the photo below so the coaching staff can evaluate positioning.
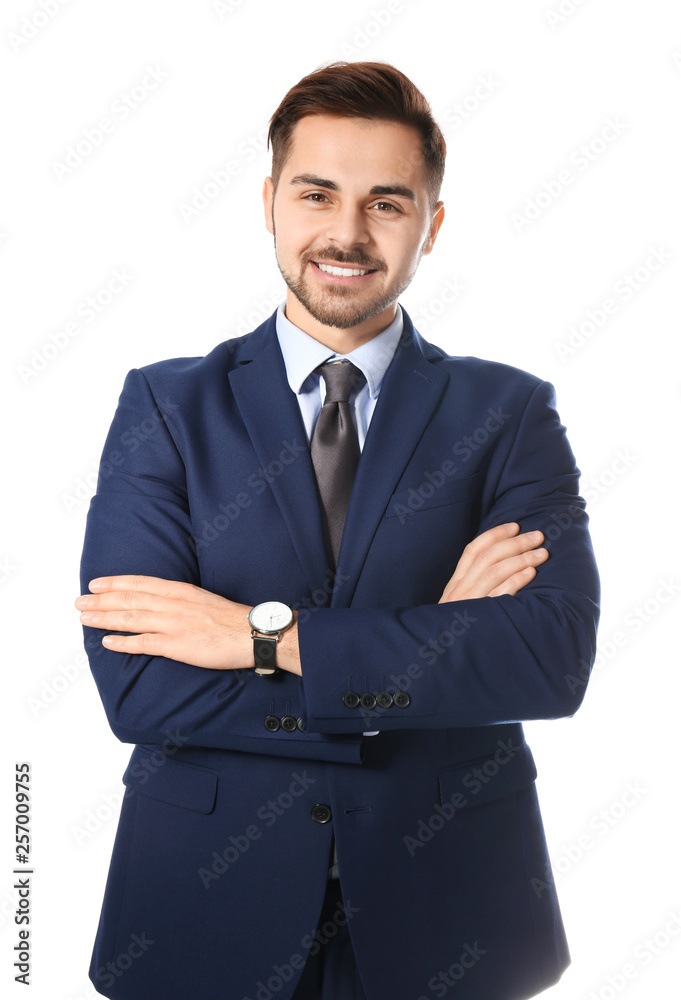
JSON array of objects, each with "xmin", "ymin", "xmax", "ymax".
[
  {"xmin": 469, "ymin": 521, "xmax": 521, "ymax": 552},
  {"xmin": 87, "ymin": 575, "xmax": 203, "ymax": 600},
  {"xmin": 76, "ymin": 589, "xmax": 172, "ymax": 613},
  {"xmin": 100, "ymin": 632, "xmax": 170, "ymax": 655},
  {"xmin": 80, "ymin": 607, "xmax": 176, "ymax": 634},
  {"xmin": 84, "ymin": 575, "xmax": 225, "ymax": 611},
  {"xmin": 451, "ymin": 531, "xmax": 546, "ymax": 592},
  {"xmin": 98, "ymin": 631, "xmax": 235, "ymax": 671},
  {"xmin": 474, "ymin": 547, "xmax": 548, "ymax": 595},
  {"xmin": 447, "ymin": 523, "xmax": 521, "ymax": 583},
  {"xmin": 440, "ymin": 547, "xmax": 548, "ymax": 602},
  {"xmin": 470, "ymin": 532, "xmax": 546, "ymax": 577},
  {"xmin": 488, "ymin": 566, "xmax": 538, "ymax": 598}
]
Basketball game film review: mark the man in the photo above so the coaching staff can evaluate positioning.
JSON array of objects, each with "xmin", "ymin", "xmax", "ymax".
[{"xmin": 77, "ymin": 60, "xmax": 600, "ymax": 1000}]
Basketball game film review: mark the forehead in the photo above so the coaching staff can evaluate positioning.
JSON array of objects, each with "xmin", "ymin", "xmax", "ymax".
[{"xmin": 283, "ymin": 114, "xmax": 428, "ymax": 192}]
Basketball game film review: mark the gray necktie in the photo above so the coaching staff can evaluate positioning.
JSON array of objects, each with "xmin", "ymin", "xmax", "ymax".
[
  {"xmin": 311, "ymin": 361, "xmax": 366, "ymax": 880},
  {"xmin": 310, "ymin": 360, "xmax": 366, "ymax": 570}
]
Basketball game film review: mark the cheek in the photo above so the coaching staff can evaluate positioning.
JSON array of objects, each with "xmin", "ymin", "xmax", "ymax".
[
  {"xmin": 385, "ymin": 246, "xmax": 419, "ymax": 278},
  {"xmin": 276, "ymin": 217, "xmax": 317, "ymax": 259}
]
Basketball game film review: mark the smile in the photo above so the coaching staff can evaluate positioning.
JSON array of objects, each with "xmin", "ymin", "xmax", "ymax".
[{"xmin": 310, "ymin": 261, "xmax": 378, "ymax": 282}]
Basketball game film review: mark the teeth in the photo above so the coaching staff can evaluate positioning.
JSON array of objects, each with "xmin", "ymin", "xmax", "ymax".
[{"xmin": 316, "ymin": 262, "xmax": 368, "ymax": 277}]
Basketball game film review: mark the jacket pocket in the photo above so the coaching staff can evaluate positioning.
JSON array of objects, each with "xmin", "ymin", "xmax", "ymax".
[
  {"xmin": 122, "ymin": 745, "xmax": 218, "ymax": 814},
  {"xmin": 385, "ymin": 474, "xmax": 479, "ymax": 518},
  {"xmin": 438, "ymin": 742, "xmax": 537, "ymax": 810}
]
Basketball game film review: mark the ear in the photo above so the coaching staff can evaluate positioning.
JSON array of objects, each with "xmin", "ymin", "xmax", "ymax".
[
  {"xmin": 422, "ymin": 202, "xmax": 445, "ymax": 256},
  {"xmin": 263, "ymin": 176, "xmax": 275, "ymax": 235}
]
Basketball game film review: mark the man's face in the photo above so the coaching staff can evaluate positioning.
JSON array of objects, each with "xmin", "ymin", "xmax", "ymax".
[{"xmin": 263, "ymin": 114, "xmax": 444, "ymax": 338}]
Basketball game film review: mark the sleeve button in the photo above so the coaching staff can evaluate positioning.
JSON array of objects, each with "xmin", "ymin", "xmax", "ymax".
[{"xmin": 342, "ymin": 690, "xmax": 360, "ymax": 708}]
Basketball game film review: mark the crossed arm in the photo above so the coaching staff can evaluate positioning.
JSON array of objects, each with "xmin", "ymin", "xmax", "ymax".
[{"xmin": 74, "ymin": 522, "xmax": 549, "ymax": 676}]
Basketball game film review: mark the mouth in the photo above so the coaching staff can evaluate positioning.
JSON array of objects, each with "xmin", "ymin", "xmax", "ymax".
[{"xmin": 310, "ymin": 260, "xmax": 379, "ymax": 283}]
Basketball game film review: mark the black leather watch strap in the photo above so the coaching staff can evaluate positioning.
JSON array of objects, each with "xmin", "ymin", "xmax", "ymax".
[{"xmin": 253, "ymin": 635, "xmax": 280, "ymax": 676}]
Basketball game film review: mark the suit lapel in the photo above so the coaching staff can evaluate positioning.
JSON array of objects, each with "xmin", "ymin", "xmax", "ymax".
[{"xmin": 228, "ymin": 314, "xmax": 331, "ymax": 597}]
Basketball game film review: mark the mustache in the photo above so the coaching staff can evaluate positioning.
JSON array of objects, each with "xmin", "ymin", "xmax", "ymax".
[{"xmin": 305, "ymin": 250, "xmax": 383, "ymax": 270}]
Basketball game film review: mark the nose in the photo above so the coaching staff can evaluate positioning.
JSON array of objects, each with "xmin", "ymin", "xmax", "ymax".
[{"xmin": 323, "ymin": 201, "xmax": 370, "ymax": 253}]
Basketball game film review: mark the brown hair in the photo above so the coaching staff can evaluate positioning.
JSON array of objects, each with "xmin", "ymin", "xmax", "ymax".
[{"xmin": 267, "ymin": 61, "xmax": 446, "ymax": 211}]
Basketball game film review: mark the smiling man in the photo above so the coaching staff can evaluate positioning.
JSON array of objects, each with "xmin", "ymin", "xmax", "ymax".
[
  {"xmin": 266, "ymin": 113, "xmax": 437, "ymax": 344},
  {"xmin": 77, "ymin": 61, "xmax": 599, "ymax": 1000}
]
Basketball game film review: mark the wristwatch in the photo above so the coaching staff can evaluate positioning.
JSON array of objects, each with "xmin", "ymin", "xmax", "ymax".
[{"xmin": 247, "ymin": 601, "xmax": 294, "ymax": 676}]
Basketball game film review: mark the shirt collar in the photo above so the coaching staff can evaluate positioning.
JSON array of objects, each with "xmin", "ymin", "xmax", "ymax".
[{"xmin": 275, "ymin": 300, "xmax": 404, "ymax": 399}]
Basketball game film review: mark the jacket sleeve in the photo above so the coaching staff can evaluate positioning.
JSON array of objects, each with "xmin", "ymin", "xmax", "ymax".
[
  {"xmin": 297, "ymin": 378, "xmax": 601, "ymax": 733},
  {"xmin": 79, "ymin": 367, "xmax": 364, "ymax": 763}
]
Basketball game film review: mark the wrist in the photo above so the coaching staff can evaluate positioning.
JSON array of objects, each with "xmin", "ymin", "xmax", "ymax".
[
  {"xmin": 247, "ymin": 602, "xmax": 300, "ymax": 676},
  {"xmin": 275, "ymin": 611, "xmax": 301, "ymax": 675}
]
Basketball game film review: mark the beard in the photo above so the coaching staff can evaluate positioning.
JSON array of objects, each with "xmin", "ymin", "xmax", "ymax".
[{"xmin": 272, "ymin": 222, "xmax": 426, "ymax": 330}]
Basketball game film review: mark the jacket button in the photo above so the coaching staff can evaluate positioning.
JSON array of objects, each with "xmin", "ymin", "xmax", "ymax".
[
  {"xmin": 360, "ymin": 692, "xmax": 377, "ymax": 710},
  {"xmin": 394, "ymin": 690, "xmax": 411, "ymax": 708},
  {"xmin": 281, "ymin": 715, "xmax": 297, "ymax": 732},
  {"xmin": 377, "ymin": 690, "xmax": 393, "ymax": 708},
  {"xmin": 342, "ymin": 690, "xmax": 360, "ymax": 708},
  {"xmin": 296, "ymin": 717, "xmax": 304, "ymax": 732},
  {"xmin": 310, "ymin": 803, "xmax": 332, "ymax": 824},
  {"xmin": 264, "ymin": 715, "xmax": 280, "ymax": 731}
]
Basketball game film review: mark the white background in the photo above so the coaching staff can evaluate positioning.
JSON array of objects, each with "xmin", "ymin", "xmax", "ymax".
[{"xmin": 2, "ymin": 0, "xmax": 680, "ymax": 997}]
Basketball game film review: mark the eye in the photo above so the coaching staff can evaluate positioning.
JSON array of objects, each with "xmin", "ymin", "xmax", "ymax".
[
  {"xmin": 373, "ymin": 201, "xmax": 401, "ymax": 213},
  {"xmin": 303, "ymin": 192, "xmax": 330, "ymax": 203}
]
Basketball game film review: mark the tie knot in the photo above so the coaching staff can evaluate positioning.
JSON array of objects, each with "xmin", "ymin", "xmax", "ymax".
[{"xmin": 317, "ymin": 361, "xmax": 366, "ymax": 404}]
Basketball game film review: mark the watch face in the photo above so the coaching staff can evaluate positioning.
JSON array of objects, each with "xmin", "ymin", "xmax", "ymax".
[{"xmin": 249, "ymin": 601, "xmax": 293, "ymax": 634}]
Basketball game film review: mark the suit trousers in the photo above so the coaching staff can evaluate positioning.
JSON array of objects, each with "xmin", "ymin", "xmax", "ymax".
[{"xmin": 290, "ymin": 877, "xmax": 367, "ymax": 1000}]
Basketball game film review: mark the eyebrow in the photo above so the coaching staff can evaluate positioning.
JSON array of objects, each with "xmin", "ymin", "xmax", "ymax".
[{"xmin": 289, "ymin": 173, "xmax": 417, "ymax": 202}]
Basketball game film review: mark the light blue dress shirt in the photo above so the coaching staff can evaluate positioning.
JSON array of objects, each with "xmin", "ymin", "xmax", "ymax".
[
  {"xmin": 275, "ymin": 300, "xmax": 404, "ymax": 447},
  {"xmin": 275, "ymin": 299, "xmax": 404, "ymax": 740}
]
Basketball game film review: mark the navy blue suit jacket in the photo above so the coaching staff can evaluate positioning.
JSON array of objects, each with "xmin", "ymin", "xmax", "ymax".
[{"xmin": 80, "ymin": 304, "xmax": 600, "ymax": 1000}]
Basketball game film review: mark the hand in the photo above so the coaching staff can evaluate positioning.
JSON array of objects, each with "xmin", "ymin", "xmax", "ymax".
[
  {"xmin": 438, "ymin": 522, "xmax": 548, "ymax": 603},
  {"xmin": 74, "ymin": 575, "xmax": 300, "ymax": 674}
]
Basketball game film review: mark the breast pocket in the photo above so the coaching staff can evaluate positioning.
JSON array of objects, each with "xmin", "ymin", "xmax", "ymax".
[{"xmin": 385, "ymin": 473, "xmax": 479, "ymax": 520}]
